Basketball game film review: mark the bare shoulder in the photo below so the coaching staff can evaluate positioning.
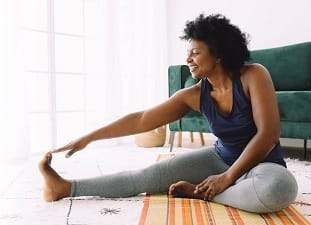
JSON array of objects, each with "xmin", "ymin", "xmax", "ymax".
[
  {"xmin": 241, "ymin": 63, "xmax": 271, "ymax": 83},
  {"xmin": 240, "ymin": 63, "xmax": 274, "ymax": 98},
  {"xmin": 173, "ymin": 80, "xmax": 201, "ymax": 111}
]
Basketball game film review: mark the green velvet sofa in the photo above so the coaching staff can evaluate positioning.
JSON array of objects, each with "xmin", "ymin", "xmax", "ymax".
[{"xmin": 168, "ymin": 42, "xmax": 311, "ymax": 158}]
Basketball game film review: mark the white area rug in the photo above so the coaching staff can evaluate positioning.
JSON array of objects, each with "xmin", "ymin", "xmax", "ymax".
[{"xmin": 0, "ymin": 143, "xmax": 310, "ymax": 225}]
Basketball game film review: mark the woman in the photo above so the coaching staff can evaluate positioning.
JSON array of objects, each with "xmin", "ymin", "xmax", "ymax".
[{"xmin": 39, "ymin": 14, "xmax": 297, "ymax": 213}]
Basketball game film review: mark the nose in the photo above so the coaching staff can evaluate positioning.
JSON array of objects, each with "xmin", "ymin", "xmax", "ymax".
[{"xmin": 186, "ymin": 55, "xmax": 192, "ymax": 64}]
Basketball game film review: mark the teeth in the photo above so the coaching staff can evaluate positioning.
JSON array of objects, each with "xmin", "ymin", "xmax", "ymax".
[{"xmin": 189, "ymin": 66, "xmax": 198, "ymax": 71}]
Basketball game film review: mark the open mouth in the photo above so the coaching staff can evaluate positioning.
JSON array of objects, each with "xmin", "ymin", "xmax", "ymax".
[{"xmin": 189, "ymin": 66, "xmax": 198, "ymax": 72}]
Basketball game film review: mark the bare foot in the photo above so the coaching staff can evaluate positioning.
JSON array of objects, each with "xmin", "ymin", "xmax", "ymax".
[
  {"xmin": 169, "ymin": 181, "xmax": 205, "ymax": 200},
  {"xmin": 38, "ymin": 153, "xmax": 71, "ymax": 202}
]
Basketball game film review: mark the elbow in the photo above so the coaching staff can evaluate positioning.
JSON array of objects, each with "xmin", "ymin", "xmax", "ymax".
[
  {"xmin": 253, "ymin": 129, "xmax": 280, "ymax": 160},
  {"xmin": 268, "ymin": 127, "xmax": 280, "ymax": 145},
  {"xmin": 133, "ymin": 111, "xmax": 156, "ymax": 133},
  {"xmin": 125, "ymin": 111, "xmax": 145, "ymax": 133},
  {"xmin": 270, "ymin": 134, "xmax": 280, "ymax": 149},
  {"xmin": 257, "ymin": 126, "xmax": 280, "ymax": 149},
  {"xmin": 271, "ymin": 125, "xmax": 281, "ymax": 144}
]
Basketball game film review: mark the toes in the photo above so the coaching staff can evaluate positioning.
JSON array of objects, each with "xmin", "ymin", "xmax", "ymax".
[
  {"xmin": 42, "ymin": 152, "xmax": 52, "ymax": 165},
  {"xmin": 47, "ymin": 153, "xmax": 52, "ymax": 165},
  {"xmin": 169, "ymin": 184, "xmax": 176, "ymax": 194}
]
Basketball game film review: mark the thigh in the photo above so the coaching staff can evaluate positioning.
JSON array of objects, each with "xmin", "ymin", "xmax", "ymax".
[
  {"xmin": 213, "ymin": 162, "xmax": 298, "ymax": 213},
  {"xmin": 244, "ymin": 163, "xmax": 298, "ymax": 210},
  {"xmin": 166, "ymin": 147, "xmax": 230, "ymax": 184}
]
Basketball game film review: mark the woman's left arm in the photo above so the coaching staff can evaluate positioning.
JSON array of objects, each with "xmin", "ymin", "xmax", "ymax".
[
  {"xmin": 195, "ymin": 64, "xmax": 280, "ymax": 200},
  {"xmin": 225, "ymin": 64, "xmax": 280, "ymax": 181}
]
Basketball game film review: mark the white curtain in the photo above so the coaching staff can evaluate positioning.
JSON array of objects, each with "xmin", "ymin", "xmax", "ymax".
[
  {"xmin": 0, "ymin": 0, "xmax": 168, "ymax": 160},
  {"xmin": 0, "ymin": 1, "xmax": 29, "ymax": 160},
  {"xmin": 84, "ymin": 0, "xmax": 169, "ymax": 146}
]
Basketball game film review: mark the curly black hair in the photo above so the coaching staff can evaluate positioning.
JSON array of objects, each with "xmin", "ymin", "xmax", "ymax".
[{"xmin": 181, "ymin": 14, "xmax": 250, "ymax": 73}]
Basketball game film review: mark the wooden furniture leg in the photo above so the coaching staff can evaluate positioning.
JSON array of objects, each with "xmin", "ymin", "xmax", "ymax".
[
  {"xmin": 304, "ymin": 139, "xmax": 307, "ymax": 160},
  {"xmin": 169, "ymin": 131, "xmax": 176, "ymax": 152},
  {"xmin": 190, "ymin": 132, "xmax": 194, "ymax": 143},
  {"xmin": 199, "ymin": 133, "xmax": 205, "ymax": 146},
  {"xmin": 178, "ymin": 132, "xmax": 182, "ymax": 147}
]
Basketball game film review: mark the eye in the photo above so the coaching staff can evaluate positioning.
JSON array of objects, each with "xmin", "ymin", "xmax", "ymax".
[
  {"xmin": 192, "ymin": 50, "xmax": 200, "ymax": 55},
  {"xmin": 187, "ymin": 49, "xmax": 200, "ymax": 57}
]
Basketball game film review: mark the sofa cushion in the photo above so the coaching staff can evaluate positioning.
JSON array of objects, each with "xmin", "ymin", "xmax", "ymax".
[
  {"xmin": 180, "ymin": 111, "xmax": 210, "ymax": 132},
  {"xmin": 168, "ymin": 110, "xmax": 211, "ymax": 132},
  {"xmin": 280, "ymin": 121, "xmax": 311, "ymax": 139},
  {"xmin": 277, "ymin": 91, "xmax": 311, "ymax": 122},
  {"xmin": 248, "ymin": 42, "xmax": 311, "ymax": 91}
]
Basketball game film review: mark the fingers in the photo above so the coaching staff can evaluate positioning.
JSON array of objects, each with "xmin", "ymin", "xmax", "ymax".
[
  {"xmin": 195, "ymin": 180, "xmax": 204, "ymax": 192},
  {"xmin": 194, "ymin": 178, "xmax": 209, "ymax": 194},
  {"xmin": 194, "ymin": 177, "xmax": 216, "ymax": 201},
  {"xmin": 65, "ymin": 150, "xmax": 76, "ymax": 158},
  {"xmin": 204, "ymin": 187, "xmax": 215, "ymax": 201},
  {"xmin": 194, "ymin": 186, "xmax": 201, "ymax": 194},
  {"xmin": 195, "ymin": 173, "xmax": 232, "ymax": 201},
  {"xmin": 48, "ymin": 143, "xmax": 77, "ymax": 158},
  {"xmin": 49, "ymin": 144, "xmax": 72, "ymax": 154}
]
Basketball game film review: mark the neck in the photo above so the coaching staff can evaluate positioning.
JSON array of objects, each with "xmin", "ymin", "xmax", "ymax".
[{"xmin": 207, "ymin": 69, "xmax": 232, "ymax": 92}]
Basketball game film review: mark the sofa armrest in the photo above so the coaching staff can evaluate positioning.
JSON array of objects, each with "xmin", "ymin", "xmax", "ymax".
[
  {"xmin": 168, "ymin": 65, "xmax": 199, "ymax": 97},
  {"xmin": 168, "ymin": 65, "xmax": 210, "ymax": 132}
]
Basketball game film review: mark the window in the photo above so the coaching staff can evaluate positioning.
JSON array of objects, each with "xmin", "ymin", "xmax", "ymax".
[
  {"xmin": 1, "ymin": 0, "xmax": 168, "ymax": 158},
  {"xmin": 21, "ymin": 0, "xmax": 86, "ymax": 153}
]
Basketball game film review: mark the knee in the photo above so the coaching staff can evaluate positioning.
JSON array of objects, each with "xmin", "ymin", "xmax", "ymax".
[
  {"xmin": 252, "ymin": 164, "xmax": 298, "ymax": 212},
  {"xmin": 133, "ymin": 159, "xmax": 173, "ymax": 194}
]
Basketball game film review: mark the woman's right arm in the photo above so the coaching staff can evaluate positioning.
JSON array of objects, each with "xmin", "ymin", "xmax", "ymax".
[{"xmin": 50, "ymin": 84, "xmax": 200, "ymax": 157}]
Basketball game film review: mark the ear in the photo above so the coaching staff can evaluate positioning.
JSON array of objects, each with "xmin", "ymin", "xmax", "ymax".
[{"xmin": 216, "ymin": 58, "xmax": 221, "ymax": 64}]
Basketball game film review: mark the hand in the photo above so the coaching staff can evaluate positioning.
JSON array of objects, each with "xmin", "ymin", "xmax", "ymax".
[
  {"xmin": 49, "ymin": 135, "xmax": 91, "ymax": 158},
  {"xmin": 194, "ymin": 172, "xmax": 233, "ymax": 201}
]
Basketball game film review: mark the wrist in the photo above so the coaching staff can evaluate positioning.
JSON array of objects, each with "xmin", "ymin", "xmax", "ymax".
[
  {"xmin": 84, "ymin": 133, "xmax": 94, "ymax": 144},
  {"xmin": 223, "ymin": 170, "xmax": 238, "ymax": 184}
]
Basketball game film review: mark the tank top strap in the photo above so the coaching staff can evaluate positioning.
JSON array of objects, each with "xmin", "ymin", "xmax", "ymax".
[
  {"xmin": 200, "ymin": 78, "xmax": 212, "ymax": 113},
  {"xmin": 232, "ymin": 70, "xmax": 250, "ymax": 109}
]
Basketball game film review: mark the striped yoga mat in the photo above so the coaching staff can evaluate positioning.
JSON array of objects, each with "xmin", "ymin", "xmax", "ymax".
[
  {"xmin": 138, "ymin": 194, "xmax": 310, "ymax": 225},
  {"xmin": 138, "ymin": 154, "xmax": 311, "ymax": 225}
]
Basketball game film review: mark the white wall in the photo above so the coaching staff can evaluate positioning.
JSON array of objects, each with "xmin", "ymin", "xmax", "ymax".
[{"xmin": 166, "ymin": 0, "xmax": 311, "ymax": 65}]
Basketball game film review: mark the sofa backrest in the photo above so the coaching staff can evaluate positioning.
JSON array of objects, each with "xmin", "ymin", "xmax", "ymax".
[
  {"xmin": 247, "ymin": 42, "xmax": 311, "ymax": 91},
  {"xmin": 168, "ymin": 65, "xmax": 196, "ymax": 98},
  {"xmin": 168, "ymin": 42, "xmax": 311, "ymax": 95}
]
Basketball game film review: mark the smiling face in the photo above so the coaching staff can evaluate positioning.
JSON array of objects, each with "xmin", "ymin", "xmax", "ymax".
[{"xmin": 186, "ymin": 39, "xmax": 220, "ymax": 79}]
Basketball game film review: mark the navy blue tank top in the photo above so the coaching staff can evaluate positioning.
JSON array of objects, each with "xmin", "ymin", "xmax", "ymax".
[{"xmin": 200, "ymin": 72, "xmax": 286, "ymax": 167}]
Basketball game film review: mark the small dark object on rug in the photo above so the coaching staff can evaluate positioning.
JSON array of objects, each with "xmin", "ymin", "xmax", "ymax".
[{"xmin": 100, "ymin": 208, "xmax": 121, "ymax": 215}]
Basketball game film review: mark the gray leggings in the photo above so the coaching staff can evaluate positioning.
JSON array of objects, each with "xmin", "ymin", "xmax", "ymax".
[{"xmin": 70, "ymin": 148, "xmax": 298, "ymax": 213}]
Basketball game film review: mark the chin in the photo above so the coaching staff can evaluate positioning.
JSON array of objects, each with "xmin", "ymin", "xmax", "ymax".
[{"xmin": 191, "ymin": 73, "xmax": 202, "ymax": 79}]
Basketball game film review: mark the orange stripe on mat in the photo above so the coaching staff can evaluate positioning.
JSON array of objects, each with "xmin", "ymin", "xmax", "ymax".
[
  {"xmin": 284, "ymin": 206, "xmax": 311, "ymax": 225},
  {"xmin": 261, "ymin": 214, "xmax": 277, "ymax": 225},
  {"xmin": 182, "ymin": 199, "xmax": 192, "ymax": 225},
  {"xmin": 206, "ymin": 203, "xmax": 216, "ymax": 225},
  {"xmin": 157, "ymin": 154, "xmax": 176, "ymax": 162},
  {"xmin": 224, "ymin": 206, "xmax": 237, "ymax": 225},
  {"xmin": 168, "ymin": 196, "xmax": 175, "ymax": 225},
  {"xmin": 193, "ymin": 200, "xmax": 204, "ymax": 225},
  {"xmin": 230, "ymin": 207, "xmax": 245, "ymax": 225},
  {"xmin": 200, "ymin": 201, "xmax": 210, "ymax": 225},
  {"xmin": 276, "ymin": 211, "xmax": 295, "ymax": 225},
  {"xmin": 138, "ymin": 195, "xmax": 150, "ymax": 225}
]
